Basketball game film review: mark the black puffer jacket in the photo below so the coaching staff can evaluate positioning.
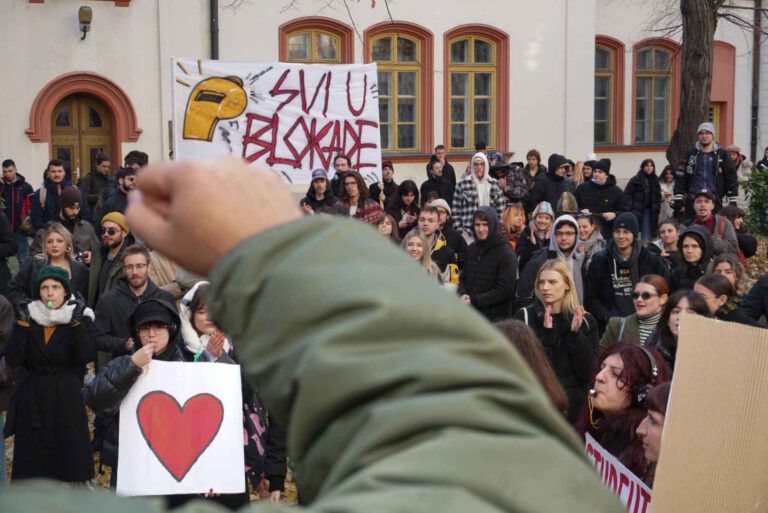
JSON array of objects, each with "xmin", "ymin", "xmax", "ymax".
[
  {"xmin": 515, "ymin": 224, "xmax": 550, "ymax": 272},
  {"xmin": 740, "ymin": 274, "xmax": 768, "ymax": 325},
  {"xmin": 586, "ymin": 241, "xmax": 668, "ymax": 327},
  {"xmin": 514, "ymin": 299, "xmax": 599, "ymax": 422},
  {"xmin": 528, "ymin": 169, "xmax": 575, "ymax": 216},
  {"xmin": 575, "ymin": 175, "xmax": 627, "ymax": 239},
  {"xmin": 83, "ymin": 299, "xmax": 183, "ymax": 479},
  {"xmin": 88, "ymin": 277, "xmax": 175, "ymax": 356},
  {"xmin": 624, "ymin": 170, "xmax": 662, "ymax": 235},
  {"xmin": 668, "ymin": 225, "xmax": 712, "ymax": 293},
  {"xmin": 458, "ymin": 206, "xmax": 518, "ymax": 321}
]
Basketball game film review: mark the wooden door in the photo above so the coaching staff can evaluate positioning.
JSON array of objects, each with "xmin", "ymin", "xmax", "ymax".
[{"xmin": 51, "ymin": 95, "xmax": 112, "ymax": 184}]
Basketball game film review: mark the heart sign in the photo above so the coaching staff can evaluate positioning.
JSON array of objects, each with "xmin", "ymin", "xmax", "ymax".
[{"xmin": 136, "ymin": 391, "xmax": 224, "ymax": 482}]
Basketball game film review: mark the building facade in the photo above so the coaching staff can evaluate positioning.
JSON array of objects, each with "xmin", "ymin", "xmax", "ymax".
[{"xmin": 0, "ymin": 0, "xmax": 763, "ymax": 189}]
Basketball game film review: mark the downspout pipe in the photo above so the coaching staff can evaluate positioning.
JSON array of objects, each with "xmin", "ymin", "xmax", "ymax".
[
  {"xmin": 210, "ymin": 0, "xmax": 219, "ymax": 60},
  {"xmin": 750, "ymin": 0, "xmax": 760, "ymax": 163}
]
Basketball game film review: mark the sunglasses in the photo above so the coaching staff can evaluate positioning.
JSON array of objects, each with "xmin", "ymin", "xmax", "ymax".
[
  {"xmin": 632, "ymin": 292, "xmax": 659, "ymax": 301},
  {"xmin": 100, "ymin": 227, "xmax": 120, "ymax": 236}
]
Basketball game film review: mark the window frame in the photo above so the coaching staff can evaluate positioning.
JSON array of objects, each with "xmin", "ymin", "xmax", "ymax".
[
  {"xmin": 443, "ymin": 25, "xmax": 509, "ymax": 154},
  {"xmin": 278, "ymin": 17, "xmax": 353, "ymax": 64},
  {"xmin": 285, "ymin": 29, "xmax": 342, "ymax": 63},
  {"xmin": 634, "ymin": 47, "xmax": 673, "ymax": 144},
  {"xmin": 594, "ymin": 36, "xmax": 625, "ymax": 147},
  {"xmin": 364, "ymin": 21, "xmax": 434, "ymax": 156}
]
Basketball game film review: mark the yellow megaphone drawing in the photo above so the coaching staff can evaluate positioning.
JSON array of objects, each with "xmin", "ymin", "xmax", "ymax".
[{"xmin": 183, "ymin": 76, "xmax": 247, "ymax": 142}]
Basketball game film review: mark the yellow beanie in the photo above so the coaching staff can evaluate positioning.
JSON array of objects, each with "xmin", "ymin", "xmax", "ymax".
[{"xmin": 101, "ymin": 212, "xmax": 129, "ymax": 233}]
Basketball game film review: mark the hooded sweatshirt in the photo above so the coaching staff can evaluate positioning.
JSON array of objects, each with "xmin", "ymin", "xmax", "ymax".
[
  {"xmin": 470, "ymin": 152, "xmax": 492, "ymax": 207},
  {"xmin": 668, "ymin": 225, "xmax": 713, "ymax": 292},
  {"xmin": 180, "ymin": 281, "xmax": 232, "ymax": 361},
  {"xmin": 547, "ymin": 215, "xmax": 586, "ymax": 302}
]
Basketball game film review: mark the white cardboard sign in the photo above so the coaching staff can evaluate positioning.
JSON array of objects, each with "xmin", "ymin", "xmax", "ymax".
[
  {"xmin": 172, "ymin": 58, "xmax": 382, "ymax": 184},
  {"xmin": 117, "ymin": 360, "xmax": 244, "ymax": 496},
  {"xmin": 585, "ymin": 433, "xmax": 652, "ymax": 513}
]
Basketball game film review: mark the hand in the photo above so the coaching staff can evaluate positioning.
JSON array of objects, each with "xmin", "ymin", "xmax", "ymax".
[
  {"xmin": 577, "ymin": 246, "xmax": 585, "ymax": 253},
  {"xmin": 660, "ymin": 250, "xmax": 669, "ymax": 257},
  {"xmin": 398, "ymin": 217, "xmax": 409, "ymax": 228},
  {"xmin": 300, "ymin": 203, "xmax": 313, "ymax": 215},
  {"xmin": 131, "ymin": 344, "xmax": 154, "ymax": 368},
  {"xmin": 461, "ymin": 294, "xmax": 471, "ymax": 304},
  {"xmin": 126, "ymin": 157, "xmax": 302, "ymax": 276},
  {"xmin": 125, "ymin": 338, "xmax": 134, "ymax": 351},
  {"xmin": 82, "ymin": 251, "xmax": 91, "ymax": 265},
  {"xmin": 601, "ymin": 212, "xmax": 616, "ymax": 221},
  {"xmin": 67, "ymin": 297, "xmax": 87, "ymax": 324},
  {"xmin": 206, "ymin": 330, "xmax": 225, "ymax": 358},
  {"xmin": 543, "ymin": 305, "xmax": 553, "ymax": 329},
  {"xmin": 379, "ymin": 190, "xmax": 385, "ymax": 203},
  {"xmin": 204, "ymin": 488, "xmax": 221, "ymax": 498},
  {"xmin": 571, "ymin": 305, "xmax": 585, "ymax": 333},
  {"xmin": 269, "ymin": 491, "xmax": 282, "ymax": 504},
  {"xmin": 529, "ymin": 230, "xmax": 536, "ymax": 244}
]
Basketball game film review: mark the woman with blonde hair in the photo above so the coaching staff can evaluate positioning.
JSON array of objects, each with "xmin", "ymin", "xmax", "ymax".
[
  {"xmin": 500, "ymin": 203, "xmax": 526, "ymax": 250},
  {"xmin": 571, "ymin": 161, "xmax": 585, "ymax": 188},
  {"xmin": 7, "ymin": 222, "xmax": 89, "ymax": 311},
  {"xmin": 514, "ymin": 259, "xmax": 599, "ymax": 421},
  {"xmin": 401, "ymin": 229, "xmax": 443, "ymax": 282}
]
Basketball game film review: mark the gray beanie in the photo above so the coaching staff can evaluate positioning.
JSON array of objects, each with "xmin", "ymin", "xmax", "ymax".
[
  {"xmin": 430, "ymin": 198, "xmax": 451, "ymax": 215},
  {"xmin": 697, "ymin": 122, "xmax": 715, "ymax": 138}
]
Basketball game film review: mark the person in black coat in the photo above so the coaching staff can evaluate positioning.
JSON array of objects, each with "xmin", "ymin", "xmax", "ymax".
[
  {"xmin": 300, "ymin": 169, "xmax": 338, "ymax": 214},
  {"xmin": 721, "ymin": 204, "xmax": 757, "ymax": 259},
  {"xmin": 83, "ymin": 298, "xmax": 185, "ymax": 488},
  {"xmin": 586, "ymin": 213, "xmax": 668, "ymax": 329},
  {"xmin": 4, "ymin": 265, "xmax": 95, "ymax": 482},
  {"xmin": 694, "ymin": 273, "xmax": 759, "ymax": 327},
  {"xmin": 575, "ymin": 158, "xmax": 627, "ymax": 240},
  {"xmin": 459, "ymin": 206, "xmax": 518, "ymax": 321},
  {"xmin": 432, "ymin": 199, "xmax": 468, "ymax": 271},
  {"xmin": 421, "ymin": 156, "xmax": 454, "ymax": 205},
  {"xmin": 739, "ymin": 273, "xmax": 768, "ymax": 326},
  {"xmin": 96, "ymin": 167, "xmax": 136, "ymax": 226},
  {"xmin": 369, "ymin": 160, "xmax": 398, "ymax": 209},
  {"xmin": 624, "ymin": 159, "xmax": 662, "ymax": 241},
  {"xmin": 514, "ymin": 259, "xmax": 599, "ymax": 422},
  {"xmin": 386, "ymin": 180, "xmax": 420, "ymax": 239},
  {"xmin": 515, "ymin": 201, "xmax": 554, "ymax": 272},
  {"xmin": 527, "ymin": 154, "xmax": 575, "ymax": 215},
  {"xmin": 0, "ymin": 206, "xmax": 17, "ymax": 296},
  {"xmin": 668, "ymin": 225, "xmax": 713, "ymax": 293}
]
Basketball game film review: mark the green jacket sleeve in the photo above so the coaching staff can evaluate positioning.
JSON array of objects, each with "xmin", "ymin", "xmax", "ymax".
[{"xmin": 0, "ymin": 216, "xmax": 624, "ymax": 513}]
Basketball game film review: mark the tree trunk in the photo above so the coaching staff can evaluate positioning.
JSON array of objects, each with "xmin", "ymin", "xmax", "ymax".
[{"xmin": 666, "ymin": 0, "xmax": 719, "ymax": 168}]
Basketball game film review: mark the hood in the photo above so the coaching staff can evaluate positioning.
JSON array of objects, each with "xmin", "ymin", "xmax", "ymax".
[
  {"xmin": 694, "ymin": 141, "xmax": 721, "ymax": 152},
  {"xmin": 546, "ymin": 167, "xmax": 566, "ymax": 182},
  {"xmin": 472, "ymin": 206, "xmax": 503, "ymax": 246},
  {"xmin": 5, "ymin": 173, "xmax": 28, "ymax": 186},
  {"xmin": 114, "ymin": 276, "xmax": 159, "ymax": 300},
  {"xmin": 179, "ymin": 280, "xmax": 231, "ymax": 359},
  {"xmin": 548, "ymin": 215, "xmax": 580, "ymax": 257},
  {"xmin": 129, "ymin": 297, "xmax": 181, "ymax": 350},
  {"xmin": 677, "ymin": 224, "xmax": 713, "ymax": 265},
  {"xmin": 470, "ymin": 152, "xmax": 490, "ymax": 184}
]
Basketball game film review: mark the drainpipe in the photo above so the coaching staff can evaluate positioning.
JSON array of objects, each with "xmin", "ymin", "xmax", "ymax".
[
  {"xmin": 210, "ymin": 0, "xmax": 219, "ymax": 60},
  {"xmin": 750, "ymin": 0, "xmax": 760, "ymax": 162}
]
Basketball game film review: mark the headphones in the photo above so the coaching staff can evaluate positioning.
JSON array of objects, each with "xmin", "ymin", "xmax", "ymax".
[{"xmin": 632, "ymin": 345, "xmax": 658, "ymax": 407}]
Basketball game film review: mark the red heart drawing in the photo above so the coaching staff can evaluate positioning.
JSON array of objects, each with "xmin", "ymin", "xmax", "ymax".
[{"xmin": 136, "ymin": 391, "xmax": 224, "ymax": 482}]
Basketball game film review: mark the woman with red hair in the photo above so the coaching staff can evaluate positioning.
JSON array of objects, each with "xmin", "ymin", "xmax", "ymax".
[{"xmin": 576, "ymin": 343, "xmax": 671, "ymax": 478}]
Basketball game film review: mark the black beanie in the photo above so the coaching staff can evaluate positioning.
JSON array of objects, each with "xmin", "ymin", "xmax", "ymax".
[
  {"xmin": 613, "ymin": 212, "xmax": 639, "ymax": 238},
  {"xmin": 548, "ymin": 153, "xmax": 568, "ymax": 171},
  {"xmin": 593, "ymin": 158, "xmax": 612, "ymax": 174}
]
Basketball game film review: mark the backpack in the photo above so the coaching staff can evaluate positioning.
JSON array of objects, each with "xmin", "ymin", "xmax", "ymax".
[{"xmin": 17, "ymin": 187, "xmax": 46, "ymax": 236}]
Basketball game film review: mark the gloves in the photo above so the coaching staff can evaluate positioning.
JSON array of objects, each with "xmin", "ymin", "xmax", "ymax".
[
  {"xmin": 68, "ymin": 297, "xmax": 88, "ymax": 325},
  {"xmin": 15, "ymin": 300, "xmax": 31, "ymax": 324}
]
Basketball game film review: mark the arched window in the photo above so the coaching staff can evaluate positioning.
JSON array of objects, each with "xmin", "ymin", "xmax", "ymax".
[
  {"xmin": 365, "ymin": 22, "xmax": 433, "ymax": 154},
  {"xmin": 633, "ymin": 39, "xmax": 680, "ymax": 145},
  {"xmin": 594, "ymin": 36, "xmax": 624, "ymax": 146},
  {"xmin": 444, "ymin": 25, "xmax": 509, "ymax": 152},
  {"xmin": 278, "ymin": 17, "xmax": 353, "ymax": 64}
]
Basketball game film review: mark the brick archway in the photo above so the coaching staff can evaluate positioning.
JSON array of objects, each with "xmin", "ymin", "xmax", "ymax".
[{"xmin": 26, "ymin": 71, "xmax": 141, "ymax": 165}]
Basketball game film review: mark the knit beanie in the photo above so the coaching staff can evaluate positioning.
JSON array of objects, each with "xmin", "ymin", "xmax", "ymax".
[
  {"xmin": 548, "ymin": 154, "xmax": 568, "ymax": 171},
  {"xmin": 593, "ymin": 158, "xmax": 612, "ymax": 174},
  {"xmin": 101, "ymin": 211, "xmax": 130, "ymax": 233},
  {"xmin": 613, "ymin": 212, "xmax": 640, "ymax": 238},
  {"xmin": 33, "ymin": 265, "xmax": 71, "ymax": 300},
  {"xmin": 60, "ymin": 186, "xmax": 82, "ymax": 209},
  {"xmin": 697, "ymin": 122, "xmax": 716, "ymax": 138},
  {"xmin": 430, "ymin": 198, "xmax": 451, "ymax": 215}
]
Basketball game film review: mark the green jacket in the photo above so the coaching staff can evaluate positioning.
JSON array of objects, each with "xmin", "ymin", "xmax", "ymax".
[
  {"xmin": 600, "ymin": 313, "xmax": 642, "ymax": 348},
  {"xmin": 87, "ymin": 238, "xmax": 131, "ymax": 307},
  {"xmin": 1, "ymin": 217, "xmax": 623, "ymax": 512}
]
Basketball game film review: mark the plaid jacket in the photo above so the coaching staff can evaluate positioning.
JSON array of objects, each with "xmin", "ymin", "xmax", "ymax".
[
  {"xmin": 336, "ymin": 198, "xmax": 384, "ymax": 226},
  {"xmin": 451, "ymin": 176, "xmax": 505, "ymax": 238}
]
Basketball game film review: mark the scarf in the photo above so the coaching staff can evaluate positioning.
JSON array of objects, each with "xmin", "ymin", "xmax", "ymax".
[
  {"xmin": 27, "ymin": 297, "xmax": 94, "ymax": 326},
  {"xmin": 637, "ymin": 310, "xmax": 662, "ymax": 344}
]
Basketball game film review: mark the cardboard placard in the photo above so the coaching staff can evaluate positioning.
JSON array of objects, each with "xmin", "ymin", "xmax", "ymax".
[
  {"xmin": 172, "ymin": 59, "xmax": 382, "ymax": 184},
  {"xmin": 650, "ymin": 314, "xmax": 768, "ymax": 512},
  {"xmin": 585, "ymin": 433, "xmax": 652, "ymax": 513},
  {"xmin": 117, "ymin": 360, "xmax": 244, "ymax": 496}
]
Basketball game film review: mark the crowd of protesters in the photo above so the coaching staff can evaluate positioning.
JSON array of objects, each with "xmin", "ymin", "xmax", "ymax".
[{"xmin": 0, "ymin": 118, "xmax": 766, "ymax": 507}]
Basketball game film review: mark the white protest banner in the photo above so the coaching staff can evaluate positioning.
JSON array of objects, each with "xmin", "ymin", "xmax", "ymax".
[
  {"xmin": 585, "ymin": 433, "xmax": 652, "ymax": 513},
  {"xmin": 117, "ymin": 360, "xmax": 244, "ymax": 496},
  {"xmin": 172, "ymin": 58, "xmax": 382, "ymax": 184}
]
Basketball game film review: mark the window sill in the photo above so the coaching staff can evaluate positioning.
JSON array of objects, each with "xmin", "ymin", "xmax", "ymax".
[{"xmin": 596, "ymin": 144, "xmax": 668, "ymax": 153}]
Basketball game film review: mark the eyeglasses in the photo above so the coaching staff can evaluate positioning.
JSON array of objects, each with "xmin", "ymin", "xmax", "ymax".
[
  {"xmin": 555, "ymin": 231, "xmax": 577, "ymax": 237},
  {"xmin": 138, "ymin": 323, "xmax": 169, "ymax": 334},
  {"xmin": 632, "ymin": 292, "xmax": 659, "ymax": 300},
  {"xmin": 123, "ymin": 264, "xmax": 148, "ymax": 272},
  {"xmin": 101, "ymin": 227, "xmax": 120, "ymax": 236}
]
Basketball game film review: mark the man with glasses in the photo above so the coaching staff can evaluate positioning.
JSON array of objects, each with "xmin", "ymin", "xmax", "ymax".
[
  {"xmin": 88, "ymin": 212, "xmax": 134, "ymax": 307},
  {"xmin": 514, "ymin": 214, "xmax": 586, "ymax": 311}
]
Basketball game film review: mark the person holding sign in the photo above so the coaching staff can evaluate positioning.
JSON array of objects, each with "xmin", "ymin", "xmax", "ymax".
[
  {"xmin": 83, "ymin": 298, "xmax": 185, "ymax": 488},
  {"xmin": 2, "ymin": 157, "xmax": 626, "ymax": 513},
  {"xmin": 4, "ymin": 265, "xmax": 94, "ymax": 483},
  {"xmin": 576, "ymin": 343, "xmax": 671, "ymax": 479},
  {"xmin": 635, "ymin": 381, "xmax": 671, "ymax": 487}
]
